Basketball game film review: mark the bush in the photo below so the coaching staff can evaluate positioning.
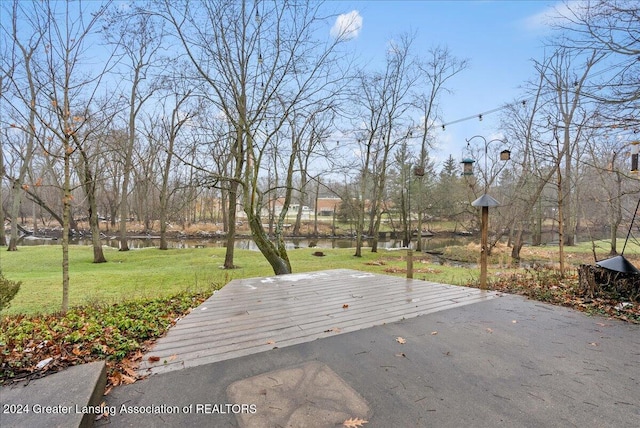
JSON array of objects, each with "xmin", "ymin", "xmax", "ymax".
[{"xmin": 0, "ymin": 271, "xmax": 21, "ymax": 312}]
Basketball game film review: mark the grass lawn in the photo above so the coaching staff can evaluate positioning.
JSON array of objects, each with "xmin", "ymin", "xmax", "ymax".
[
  {"xmin": 3, "ymin": 240, "xmax": 640, "ymax": 315},
  {"xmin": 1, "ymin": 244, "xmax": 486, "ymax": 315}
]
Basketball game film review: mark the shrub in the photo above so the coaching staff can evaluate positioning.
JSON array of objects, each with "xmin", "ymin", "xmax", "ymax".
[{"xmin": 0, "ymin": 271, "xmax": 21, "ymax": 312}]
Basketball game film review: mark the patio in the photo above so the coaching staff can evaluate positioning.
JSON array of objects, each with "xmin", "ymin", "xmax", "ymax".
[{"xmin": 137, "ymin": 269, "xmax": 499, "ymax": 376}]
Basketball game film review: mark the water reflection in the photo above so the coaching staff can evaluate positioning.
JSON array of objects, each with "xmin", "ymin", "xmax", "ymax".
[
  {"xmin": 16, "ymin": 235, "xmax": 470, "ymax": 251},
  {"xmin": 15, "ymin": 230, "xmax": 601, "ymax": 251}
]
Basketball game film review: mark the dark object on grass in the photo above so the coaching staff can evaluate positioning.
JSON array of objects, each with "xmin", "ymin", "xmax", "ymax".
[
  {"xmin": 578, "ymin": 264, "xmax": 639, "ymax": 302},
  {"xmin": 596, "ymin": 255, "xmax": 640, "ymax": 274},
  {"xmin": 312, "ymin": 251, "xmax": 325, "ymax": 257},
  {"xmin": 579, "ymin": 196, "xmax": 640, "ymax": 301}
]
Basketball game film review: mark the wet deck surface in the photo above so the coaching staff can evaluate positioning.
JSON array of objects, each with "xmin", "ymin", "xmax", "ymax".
[{"xmin": 138, "ymin": 269, "xmax": 499, "ymax": 376}]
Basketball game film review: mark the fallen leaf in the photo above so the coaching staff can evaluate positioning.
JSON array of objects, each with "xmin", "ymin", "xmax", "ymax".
[
  {"xmin": 266, "ymin": 340, "xmax": 275, "ymax": 345},
  {"xmin": 169, "ymin": 354, "xmax": 177, "ymax": 361},
  {"xmin": 431, "ymin": 331, "xmax": 438, "ymax": 335},
  {"xmin": 148, "ymin": 356, "xmax": 160, "ymax": 362},
  {"xmin": 110, "ymin": 371, "xmax": 122, "ymax": 386},
  {"xmin": 343, "ymin": 417, "xmax": 368, "ymax": 427},
  {"xmin": 343, "ymin": 304, "xmax": 349, "ymax": 309},
  {"xmin": 122, "ymin": 365, "xmax": 138, "ymax": 378},
  {"xmin": 486, "ymin": 328, "xmax": 493, "ymax": 334},
  {"xmin": 120, "ymin": 373, "xmax": 136, "ymax": 385},
  {"xmin": 396, "ymin": 337, "xmax": 406, "ymax": 344}
]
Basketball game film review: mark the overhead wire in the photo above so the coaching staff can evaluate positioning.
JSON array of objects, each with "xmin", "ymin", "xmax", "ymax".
[{"xmin": 439, "ymin": 57, "xmax": 637, "ymax": 131}]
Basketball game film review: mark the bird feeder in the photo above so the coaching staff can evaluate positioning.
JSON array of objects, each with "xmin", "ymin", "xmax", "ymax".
[
  {"xmin": 461, "ymin": 158, "xmax": 475, "ymax": 176},
  {"xmin": 631, "ymin": 141, "xmax": 639, "ymax": 173},
  {"xmin": 500, "ymin": 149, "xmax": 511, "ymax": 161}
]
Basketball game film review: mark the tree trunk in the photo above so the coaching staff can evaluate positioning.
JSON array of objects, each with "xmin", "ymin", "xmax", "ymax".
[
  {"xmin": 223, "ymin": 181, "xmax": 238, "ymax": 269},
  {"xmin": 371, "ymin": 210, "xmax": 382, "ymax": 253},
  {"xmin": 609, "ymin": 170, "xmax": 622, "ymax": 256},
  {"xmin": 118, "ymin": 172, "xmax": 130, "ymax": 252},
  {"xmin": 77, "ymin": 142, "xmax": 106, "ymax": 263},
  {"xmin": 7, "ymin": 181, "xmax": 22, "ymax": 251},
  {"xmin": 224, "ymin": 127, "xmax": 244, "ymax": 269},
  {"xmin": 221, "ymin": 187, "xmax": 228, "ymax": 233},
  {"xmin": 90, "ymin": 206, "xmax": 106, "ymax": 263},
  {"xmin": 354, "ymin": 196, "xmax": 365, "ymax": 258},
  {"xmin": 511, "ymin": 228, "xmax": 525, "ymax": 262},
  {"xmin": 88, "ymin": 186, "xmax": 106, "ymax": 263},
  {"xmin": 609, "ymin": 219, "xmax": 619, "ymax": 256},
  {"xmin": 313, "ymin": 180, "xmax": 320, "ymax": 236},
  {"xmin": 557, "ymin": 167, "xmax": 566, "ymax": 277},
  {"xmin": 292, "ymin": 177, "xmax": 306, "ymax": 236},
  {"xmin": 61, "ymin": 145, "xmax": 71, "ymax": 313},
  {"xmin": 248, "ymin": 215, "xmax": 291, "ymax": 275},
  {"xmin": 159, "ymin": 204, "xmax": 168, "ymax": 250},
  {"xmin": 0, "ymin": 146, "xmax": 6, "ymax": 247}
]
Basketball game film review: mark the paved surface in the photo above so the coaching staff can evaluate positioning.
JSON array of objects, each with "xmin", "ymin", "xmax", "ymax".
[
  {"xmin": 99, "ymin": 293, "xmax": 640, "ymax": 427},
  {"xmin": 137, "ymin": 269, "xmax": 498, "ymax": 376},
  {"xmin": 0, "ymin": 361, "xmax": 106, "ymax": 428}
]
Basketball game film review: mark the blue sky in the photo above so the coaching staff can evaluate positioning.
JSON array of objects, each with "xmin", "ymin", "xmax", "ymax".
[{"xmin": 329, "ymin": 0, "xmax": 562, "ymax": 164}]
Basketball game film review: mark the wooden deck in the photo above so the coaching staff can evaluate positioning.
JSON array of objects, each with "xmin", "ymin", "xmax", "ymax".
[{"xmin": 138, "ymin": 269, "xmax": 499, "ymax": 376}]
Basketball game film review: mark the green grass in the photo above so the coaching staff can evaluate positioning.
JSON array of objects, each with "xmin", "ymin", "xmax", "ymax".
[
  {"xmin": 5, "ymin": 239, "xmax": 636, "ymax": 315},
  {"xmin": 572, "ymin": 239, "xmax": 640, "ymax": 255},
  {"xmin": 2, "ymin": 245, "xmax": 456, "ymax": 314},
  {"xmin": 0, "ymin": 246, "xmax": 266, "ymax": 314}
]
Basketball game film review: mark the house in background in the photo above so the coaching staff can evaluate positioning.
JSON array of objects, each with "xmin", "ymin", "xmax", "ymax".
[
  {"xmin": 315, "ymin": 198, "xmax": 341, "ymax": 216},
  {"xmin": 270, "ymin": 197, "xmax": 342, "ymax": 219}
]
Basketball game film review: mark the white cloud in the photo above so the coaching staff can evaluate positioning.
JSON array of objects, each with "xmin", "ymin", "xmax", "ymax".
[
  {"xmin": 521, "ymin": 1, "xmax": 581, "ymax": 33},
  {"xmin": 330, "ymin": 10, "xmax": 363, "ymax": 40}
]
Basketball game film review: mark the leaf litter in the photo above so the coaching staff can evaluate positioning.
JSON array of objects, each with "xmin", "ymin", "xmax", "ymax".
[{"xmin": 0, "ymin": 291, "xmax": 210, "ymax": 391}]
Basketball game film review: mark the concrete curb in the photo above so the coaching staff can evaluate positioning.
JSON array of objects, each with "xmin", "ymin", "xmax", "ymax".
[{"xmin": 0, "ymin": 360, "xmax": 107, "ymax": 428}]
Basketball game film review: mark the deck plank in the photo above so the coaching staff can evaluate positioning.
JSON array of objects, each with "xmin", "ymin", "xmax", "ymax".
[{"xmin": 138, "ymin": 269, "xmax": 499, "ymax": 376}]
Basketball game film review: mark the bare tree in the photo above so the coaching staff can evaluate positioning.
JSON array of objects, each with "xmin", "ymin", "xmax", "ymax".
[
  {"xmin": 159, "ymin": 0, "xmax": 350, "ymax": 274},
  {"xmin": 104, "ymin": 5, "xmax": 166, "ymax": 251},
  {"xmin": 351, "ymin": 34, "xmax": 417, "ymax": 256},
  {"xmin": 21, "ymin": 0, "xmax": 113, "ymax": 310},
  {"xmin": 559, "ymin": 0, "xmax": 640, "ymax": 113},
  {"xmin": 500, "ymin": 57, "xmax": 558, "ymax": 262},
  {"xmin": 413, "ymin": 46, "xmax": 468, "ymax": 251},
  {"xmin": 72, "ymin": 105, "xmax": 114, "ymax": 264},
  {"xmin": 154, "ymin": 89, "xmax": 197, "ymax": 250},
  {"xmin": 290, "ymin": 106, "xmax": 334, "ymax": 236},
  {"xmin": 196, "ymin": 109, "xmax": 241, "ymax": 269},
  {"xmin": 0, "ymin": 0, "xmax": 44, "ymax": 251},
  {"xmin": 544, "ymin": 48, "xmax": 603, "ymax": 247}
]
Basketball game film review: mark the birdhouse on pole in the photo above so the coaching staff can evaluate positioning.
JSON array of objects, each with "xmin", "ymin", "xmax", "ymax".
[
  {"xmin": 631, "ymin": 141, "xmax": 640, "ymax": 173},
  {"xmin": 461, "ymin": 158, "xmax": 475, "ymax": 176}
]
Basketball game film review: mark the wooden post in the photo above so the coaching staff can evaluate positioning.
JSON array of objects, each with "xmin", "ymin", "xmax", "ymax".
[
  {"xmin": 480, "ymin": 206, "xmax": 488, "ymax": 289},
  {"xmin": 407, "ymin": 249, "xmax": 413, "ymax": 279}
]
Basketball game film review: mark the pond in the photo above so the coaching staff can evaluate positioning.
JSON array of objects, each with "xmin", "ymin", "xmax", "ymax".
[
  {"xmin": 14, "ymin": 234, "xmax": 476, "ymax": 252},
  {"xmin": 11, "ymin": 229, "xmax": 611, "ymax": 252}
]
